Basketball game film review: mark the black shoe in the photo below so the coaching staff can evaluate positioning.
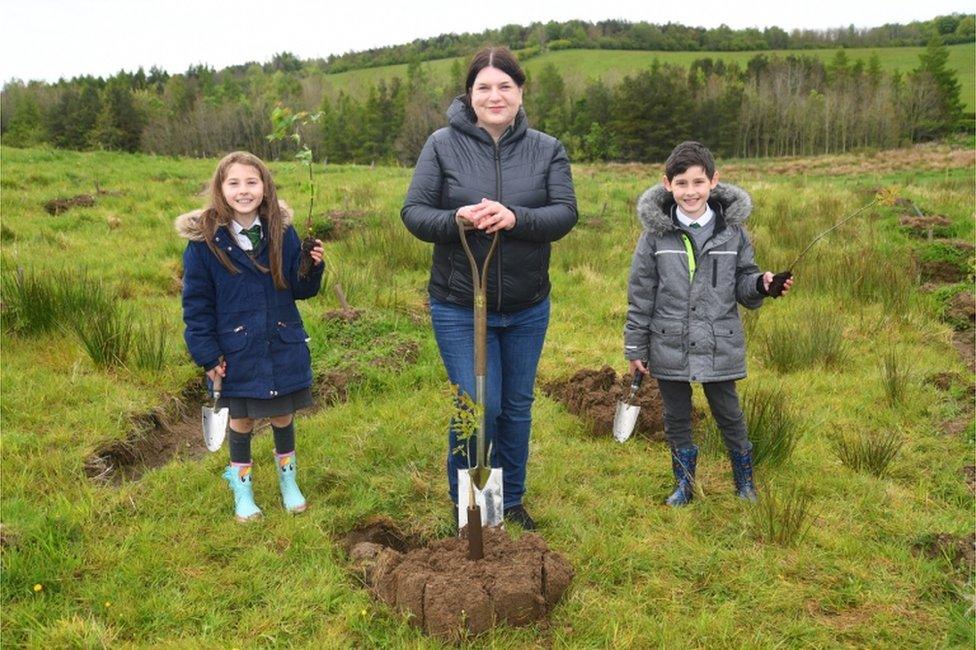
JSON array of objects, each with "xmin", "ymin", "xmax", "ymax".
[{"xmin": 503, "ymin": 504, "xmax": 536, "ymax": 530}]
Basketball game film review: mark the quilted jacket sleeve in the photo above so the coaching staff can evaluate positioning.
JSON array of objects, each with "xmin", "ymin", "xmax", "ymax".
[
  {"xmin": 401, "ymin": 134, "xmax": 461, "ymax": 244},
  {"xmin": 508, "ymin": 142, "xmax": 578, "ymax": 243}
]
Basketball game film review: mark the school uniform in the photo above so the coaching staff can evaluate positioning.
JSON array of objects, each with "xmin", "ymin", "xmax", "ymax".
[
  {"xmin": 624, "ymin": 182, "xmax": 768, "ymax": 505},
  {"xmin": 176, "ymin": 208, "xmax": 324, "ymax": 417}
]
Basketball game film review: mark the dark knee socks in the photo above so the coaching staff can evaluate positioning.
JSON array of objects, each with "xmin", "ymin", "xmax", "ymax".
[
  {"xmin": 229, "ymin": 422, "xmax": 296, "ymax": 463},
  {"xmin": 273, "ymin": 421, "xmax": 295, "ymax": 456},
  {"xmin": 229, "ymin": 427, "xmax": 253, "ymax": 464}
]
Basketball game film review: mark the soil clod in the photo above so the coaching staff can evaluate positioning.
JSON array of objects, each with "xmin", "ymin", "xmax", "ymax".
[
  {"xmin": 43, "ymin": 194, "xmax": 95, "ymax": 215},
  {"xmin": 351, "ymin": 525, "xmax": 573, "ymax": 643},
  {"xmin": 543, "ymin": 366, "xmax": 666, "ymax": 440}
]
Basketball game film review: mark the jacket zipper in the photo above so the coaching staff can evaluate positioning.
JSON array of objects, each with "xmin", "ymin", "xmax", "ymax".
[{"xmin": 494, "ymin": 140, "xmax": 503, "ymax": 311}]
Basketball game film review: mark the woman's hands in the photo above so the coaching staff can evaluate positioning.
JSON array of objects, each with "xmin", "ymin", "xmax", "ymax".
[{"xmin": 457, "ymin": 199, "xmax": 516, "ymax": 234}]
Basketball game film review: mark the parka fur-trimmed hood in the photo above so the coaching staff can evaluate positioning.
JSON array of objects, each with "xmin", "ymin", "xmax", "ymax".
[
  {"xmin": 174, "ymin": 201, "xmax": 294, "ymax": 241},
  {"xmin": 636, "ymin": 183, "xmax": 752, "ymax": 236}
]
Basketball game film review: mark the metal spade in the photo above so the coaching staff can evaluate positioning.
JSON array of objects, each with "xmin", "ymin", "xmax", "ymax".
[
  {"xmin": 202, "ymin": 373, "xmax": 229, "ymax": 452},
  {"xmin": 613, "ymin": 370, "xmax": 644, "ymax": 443},
  {"xmin": 456, "ymin": 218, "xmax": 504, "ymax": 529}
]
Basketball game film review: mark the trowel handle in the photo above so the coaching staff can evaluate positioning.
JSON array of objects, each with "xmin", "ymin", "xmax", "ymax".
[
  {"xmin": 212, "ymin": 373, "xmax": 222, "ymax": 401},
  {"xmin": 629, "ymin": 370, "xmax": 644, "ymax": 392},
  {"xmin": 767, "ymin": 270, "xmax": 793, "ymax": 298}
]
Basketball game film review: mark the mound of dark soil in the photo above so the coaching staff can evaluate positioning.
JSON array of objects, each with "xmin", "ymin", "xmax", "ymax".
[
  {"xmin": 313, "ymin": 367, "xmax": 364, "ymax": 406},
  {"xmin": 913, "ymin": 533, "xmax": 976, "ymax": 574},
  {"xmin": 898, "ymin": 215, "xmax": 953, "ymax": 239},
  {"xmin": 351, "ymin": 525, "xmax": 573, "ymax": 643},
  {"xmin": 44, "ymin": 194, "xmax": 95, "ymax": 215},
  {"xmin": 919, "ymin": 259, "xmax": 968, "ymax": 284},
  {"xmin": 946, "ymin": 291, "xmax": 975, "ymax": 327},
  {"xmin": 84, "ymin": 381, "xmax": 209, "ymax": 483},
  {"xmin": 543, "ymin": 366, "xmax": 666, "ymax": 440}
]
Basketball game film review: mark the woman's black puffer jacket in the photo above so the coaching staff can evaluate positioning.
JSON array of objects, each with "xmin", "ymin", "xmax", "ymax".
[{"xmin": 401, "ymin": 97, "xmax": 578, "ymax": 313}]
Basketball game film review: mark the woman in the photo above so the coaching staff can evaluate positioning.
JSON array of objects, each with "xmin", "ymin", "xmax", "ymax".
[{"xmin": 401, "ymin": 46, "xmax": 577, "ymax": 530}]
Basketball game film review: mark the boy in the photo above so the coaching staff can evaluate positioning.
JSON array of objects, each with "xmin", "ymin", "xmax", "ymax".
[{"xmin": 623, "ymin": 141, "xmax": 792, "ymax": 506}]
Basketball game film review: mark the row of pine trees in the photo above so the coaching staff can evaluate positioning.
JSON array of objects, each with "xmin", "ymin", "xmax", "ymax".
[{"xmin": 1, "ymin": 41, "xmax": 965, "ymax": 164}]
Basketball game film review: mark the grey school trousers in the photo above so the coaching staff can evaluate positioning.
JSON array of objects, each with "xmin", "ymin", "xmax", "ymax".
[{"xmin": 656, "ymin": 379, "xmax": 752, "ymax": 454}]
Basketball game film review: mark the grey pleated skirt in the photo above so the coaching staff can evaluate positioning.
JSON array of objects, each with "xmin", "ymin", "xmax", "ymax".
[{"xmin": 217, "ymin": 388, "xmax": 313, "ymax": 419}]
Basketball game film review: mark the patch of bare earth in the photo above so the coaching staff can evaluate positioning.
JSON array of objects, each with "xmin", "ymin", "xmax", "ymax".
[
  {"xmin": 84, "ymin": 381, "xmax": 210, "ymax": 483},
  {"xmin": 913, "ymin": 533, "xmax": 976, "ymax": 575},
  {"xmin": 346, "ymin": 519, "xmax": 573, "ymax": 643},
  {"xmin": 43, "ymin": 194, "xmax": 95, "ymax": 215},
  {"xmin": 543, "ymin": 366, "xmax": 667, "ymax": 440}
]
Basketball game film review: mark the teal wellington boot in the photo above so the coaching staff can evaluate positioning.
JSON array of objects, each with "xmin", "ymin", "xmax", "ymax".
[
  {"xmin": 275, "ymin": 452, "xmax": 307, "ymax": 514},
  {"xmin": 223, "ymin": 464, "xmax": 262, "ymax": 522}
]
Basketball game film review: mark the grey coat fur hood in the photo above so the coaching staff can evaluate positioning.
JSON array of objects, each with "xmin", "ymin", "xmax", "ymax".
[
  {"xmin": 623, "ymin": 182, "xmax": 765, "ymax": 383},
  {"xmin": 636, "ymin": 182, "xmax": 753, "ymax": 236}
]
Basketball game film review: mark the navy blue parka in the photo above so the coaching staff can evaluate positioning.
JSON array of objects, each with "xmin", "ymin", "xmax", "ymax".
[{"xmin": 177, "ymin": 208, "xmax": 323, "ymax": 398}]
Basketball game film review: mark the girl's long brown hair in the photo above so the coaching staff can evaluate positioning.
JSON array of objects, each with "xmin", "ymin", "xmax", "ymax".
[{"xmin": 201, "ymin": 151, "xmax": 288, "ymax": 290}]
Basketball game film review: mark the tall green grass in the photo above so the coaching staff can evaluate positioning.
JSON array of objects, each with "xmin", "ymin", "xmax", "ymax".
[
  {"xmin": 760, "ymin": 304, "xmax": 847, "ymax": 372},
  {"xmin": 834, "ymin": 430, "xmax": 904, "ymax": 478},
  {"xmin": 748, "ymin": 482, "xmax": 815, "ymax": 546},
  {"xmin": 1, "ymin": 268, "xmax": 113, "ymax": 336}
]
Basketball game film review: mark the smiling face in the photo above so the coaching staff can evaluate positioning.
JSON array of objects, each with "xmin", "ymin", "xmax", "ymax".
[
  {"xmin": 469, "ymin": 66, "xmax": 522, "ymax": 139},
  {"xmin": 662, "ymin": 165, "xmax": 719, "ymax": 219},
  {"xmin": 221, "ymin": 162, "xmax": 264, "ymax": 224}
]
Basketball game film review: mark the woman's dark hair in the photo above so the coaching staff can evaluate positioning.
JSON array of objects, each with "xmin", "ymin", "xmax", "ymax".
[{"xmin": 465, "ymin": 46, "xmax": 526, "ymax": 95}]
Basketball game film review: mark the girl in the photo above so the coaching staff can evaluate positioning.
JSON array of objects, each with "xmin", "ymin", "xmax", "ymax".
[{"xmin": 177, "ymin": 151, "xmax": 324, "ymax": 522}]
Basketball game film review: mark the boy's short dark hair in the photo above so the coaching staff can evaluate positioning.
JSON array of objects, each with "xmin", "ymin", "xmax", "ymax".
[{"xmin": 665, "ymin": 141, "xmax": 716, "ymax": 181}]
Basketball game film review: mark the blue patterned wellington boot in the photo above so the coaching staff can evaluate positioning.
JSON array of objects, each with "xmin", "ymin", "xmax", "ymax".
[
  {"xmin": 729, "ymin": 448, "xmax": 758, "ymax": 501},
  {"xmin": 223, "ymin": 464, "xmax": 262, "ymax": 522},
  {"xmin": 275, "ymin": 452, "xmax": 307, "ymax": 514},
  {"xmin": 665, "ymin": 445, "xmax": 699, "ymax": 507}
]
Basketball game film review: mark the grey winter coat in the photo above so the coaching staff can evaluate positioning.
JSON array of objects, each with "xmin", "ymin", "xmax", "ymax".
[
  {"xmin": 401, "ymin": 97, "xmax": 577, "ymax": 313},
  {"xmin": 624, "ymin": 183, "xmax": 765, "ymax": 383}
]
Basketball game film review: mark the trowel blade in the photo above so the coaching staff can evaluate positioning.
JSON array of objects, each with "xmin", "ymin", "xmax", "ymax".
[
  {"xmin": 612, "ymin": 402, "xmax": 640, "ymax": 443},
  {"xmin": 202, "ymin": 405, "xmax": 229, "ymax": 452}
]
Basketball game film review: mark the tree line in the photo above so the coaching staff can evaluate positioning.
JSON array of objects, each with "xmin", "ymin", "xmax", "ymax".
[
  {"xmin": 302, "ymin": 14, "xmax": 975, "ymax": 73},
  {"xmin": 0, "ymin": 39, "xmax": 965, "ymax": 164}
]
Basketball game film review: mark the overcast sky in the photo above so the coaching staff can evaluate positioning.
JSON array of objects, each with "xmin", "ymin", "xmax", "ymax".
[{"xmin": 2, "ymin": 0, "xmax": 972, "ymax": 83}]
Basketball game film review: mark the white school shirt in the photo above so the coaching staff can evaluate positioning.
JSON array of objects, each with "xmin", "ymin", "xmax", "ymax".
[
  {"xmin": 229, "ymin": 219, "xmax": 261, "ymax": 251},
  {"xmin": 675, "ymin": 205, "xmax": 714, "ymax": 229}
]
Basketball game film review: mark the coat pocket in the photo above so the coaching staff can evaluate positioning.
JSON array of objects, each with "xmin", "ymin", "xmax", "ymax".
[
  {"xmin": 274, "ymin": 321, "xmax": 312, "ymax": 383},
  {"xmin": 648, "ymin": 318, "xmax": 686, "ymax": 371},
  {"xmin": 712, "ymin": 318, "xmax": 745, "ymax": 373},
  {"xmin": 218, "ymin": 325, "xmax": 255, "ymax": 387}
]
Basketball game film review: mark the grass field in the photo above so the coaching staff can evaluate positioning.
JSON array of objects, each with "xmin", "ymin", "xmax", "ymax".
[
  {"xmin": 319, "ymin": 43, "xmax": 976, "ymax": 111},
  {"xmin": 0, "ymin": 143, "xmax": 973, "ymax": 647}
]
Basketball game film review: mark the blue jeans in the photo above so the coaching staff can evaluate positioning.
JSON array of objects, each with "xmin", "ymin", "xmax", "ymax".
[{"xmin": 429, "ymin": 296, "xmax": 550, "ymax": 509}]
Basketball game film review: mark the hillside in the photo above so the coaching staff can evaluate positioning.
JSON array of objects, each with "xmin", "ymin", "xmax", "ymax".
[{"xmin": 321, "ymin": 43, "xmax": 975, "ymax": 110}]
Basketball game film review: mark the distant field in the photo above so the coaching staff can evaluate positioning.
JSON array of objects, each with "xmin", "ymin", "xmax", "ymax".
[{"xmin": 318, "ymin": 43, "xmax": 975, "ymax": 111}]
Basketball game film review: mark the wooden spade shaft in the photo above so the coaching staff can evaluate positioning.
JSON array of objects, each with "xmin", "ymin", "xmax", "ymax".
[{"xmin": 457, "ymin": 219, "xmax": 499, "ymax": 490}]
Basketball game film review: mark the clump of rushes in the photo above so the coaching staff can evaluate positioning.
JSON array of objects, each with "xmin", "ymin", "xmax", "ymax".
[
  {"xmin": 761, "ymin": 305, "xmax": 846, "ymax": 372},
  {"xmin": 267, "ymin": 105, "xmax": 322, "ymax": 280},
  {"xmin": 748, "ymin": 482, "xmax": 815, "ymax": 546},
  {"xmin": 742, "ymin": 387, "xmax": 803, "ymax": 468},
  {"xmin": 834, "ymin": 430, "xmax": 903, "ymax": 478},
  {"xmin": 73, "ymin": 303, "xmax": 133, "ymax": 368},
  {"xmin": 881, "ymin": 349, "xmax": 912, "ymax": 407},
  {"xmin": 131, "ymin": 317, "xmax": 168, "ymax": 372},
  {"xmin": 2, "ymin": 268, "xmax": 113, "ymax": 336}
]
